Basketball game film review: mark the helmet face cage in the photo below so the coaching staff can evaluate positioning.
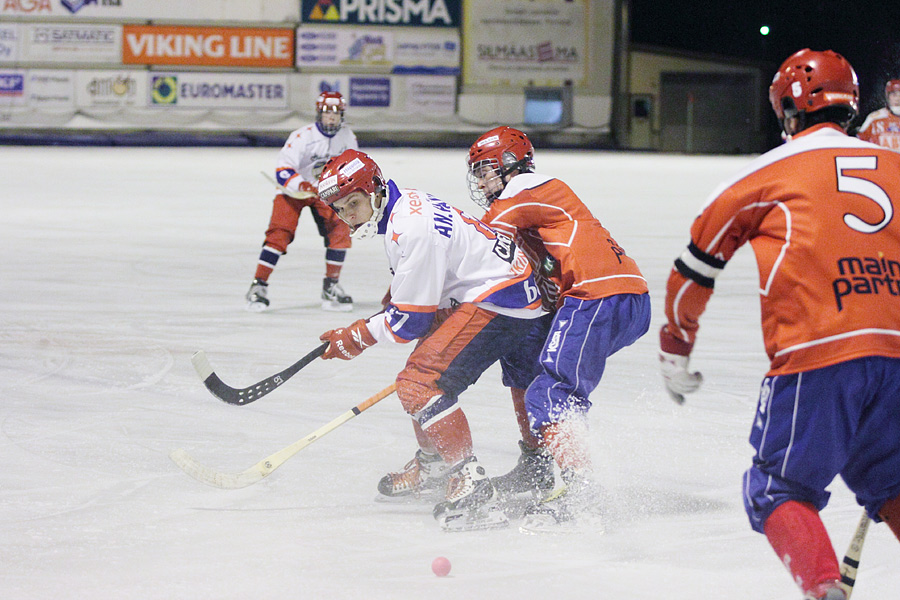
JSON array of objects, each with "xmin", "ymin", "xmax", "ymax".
[
  {"xmin": 768, "ymin": 49, "xmax": 859, "ymax": 127},
  {"xmin": 466, "ymin": 127, "xmax": 534, "ymax": 209},
  {"xmin": 315, "ymin": 92, "xmax": 345, "ymax": 136}
]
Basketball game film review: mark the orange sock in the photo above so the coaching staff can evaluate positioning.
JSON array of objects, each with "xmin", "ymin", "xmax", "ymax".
[
  {"xmin": 878, "ymin": 493, "xmax": 900, "ymax": 542},
  {"xmin": 764, "ymin": 501, "xmax": 841, "ymax": 595}
]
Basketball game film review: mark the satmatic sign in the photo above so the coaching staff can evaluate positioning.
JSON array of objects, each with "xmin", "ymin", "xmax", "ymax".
[{"xmin": 123, "ymin": 25, "xmax": 294, "ymax": 68}]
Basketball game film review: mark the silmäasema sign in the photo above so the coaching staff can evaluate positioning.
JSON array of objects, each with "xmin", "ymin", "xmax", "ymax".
[{"xmin": 463, "ymin": 0, "xmax": 587, "ymax": 87}]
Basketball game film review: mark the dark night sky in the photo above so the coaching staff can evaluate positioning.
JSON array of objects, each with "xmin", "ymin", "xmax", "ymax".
[{"xmin": 628, "ymin": 1, "xmax": 900, "ymax": 116}]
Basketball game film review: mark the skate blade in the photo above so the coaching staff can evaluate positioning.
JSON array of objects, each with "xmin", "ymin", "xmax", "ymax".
[
  {"xmin": 518, "ymin": 512, "xmax": 604, "ymax": 535},
  {"xmin": 373, "ymin": 489, "xmax": 444, "ymax": 504},
  {"xmin": 438, "ymin": 505, "xmax": 509, "ymax": 532},
  {"xmin": 321, "ymin": 301, "xmax": 353, "ymax": 312}
]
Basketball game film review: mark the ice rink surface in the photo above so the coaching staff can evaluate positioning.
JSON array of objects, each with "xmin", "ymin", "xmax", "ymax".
[{"xmin": 1, "ymin": 145, "xmax": 897, "ymax": 599}]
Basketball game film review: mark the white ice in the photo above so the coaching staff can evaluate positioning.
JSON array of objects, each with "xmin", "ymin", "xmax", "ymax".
[{"xmin": 1, "ymin": 145, "xmax": 897, "ymax": 600}]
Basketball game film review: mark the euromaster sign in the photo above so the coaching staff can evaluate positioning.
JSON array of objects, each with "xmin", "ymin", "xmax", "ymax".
[{"xmin": 123, "ymin": 25, "xmax": 294, "ymax": 68}]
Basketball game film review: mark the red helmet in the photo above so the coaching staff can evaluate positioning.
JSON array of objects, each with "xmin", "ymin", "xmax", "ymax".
[
  {"xmin": 467, "ymin": 126, "xmax": 534, "ymax": 172},
  {"xmin": 768, "ymin": 49, "xmax": 859, "ymax": 122},
  {"xmin": 466, "ymin": 127, "xmax": 535, "ymax": 208},
  {"xmin": 315, "ymin": 91, "xmax": 346, "ymax": 136},
  {"xmin": 887, "ymin": 80, "xmax": 900, "ymax": 115},
  {"xmin": 317, "ymin": 149, "xmax": 384, "ymax": 207}
]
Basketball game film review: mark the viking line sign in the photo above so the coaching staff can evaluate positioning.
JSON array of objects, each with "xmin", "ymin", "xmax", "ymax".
[{"xmin": 123, "ymin": 25, "xmax": 294, "ymax": 68}]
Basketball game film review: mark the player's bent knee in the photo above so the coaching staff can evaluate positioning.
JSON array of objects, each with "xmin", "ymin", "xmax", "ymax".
[
  {"xmin": 396, "ymin": 377, "xmax": 441, "ymax": 414},
  {"xmin": 742, "ymin": 467, "xmax": 830, "ymax": 534}
]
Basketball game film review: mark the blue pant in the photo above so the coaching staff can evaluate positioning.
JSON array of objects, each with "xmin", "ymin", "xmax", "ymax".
[
  {"xmin": 743, "ymin": 356, "xmax": 900, "ymax": 532},
  {"xmin": 525, "ymin": 293, "xmax": 651, "ymax": 430}
]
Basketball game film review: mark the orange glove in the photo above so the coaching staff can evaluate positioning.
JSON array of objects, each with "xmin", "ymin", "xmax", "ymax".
[{"xmin": 319, "ymin": 319, "xmax": 377, "ymax": 360}]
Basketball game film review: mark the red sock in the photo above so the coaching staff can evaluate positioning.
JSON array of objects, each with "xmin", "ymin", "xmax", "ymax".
[
  {"xmin": 541, "ymin": 420, "xmax": 591, "ymax": 473},
  {"xmin": 422, "ymin": 409, "xmax": 473, "ymax": 466},
  {"xmin": 510, "ymin": 388, "xmax": 541, "ymax": 450},
  {"xmin": 878, "ymin": 493, "xmax": 900, "ymax": 542},
  {"xmin": 411, "ymin": 419, "xmax": 436, "ymax": 454},
  {"xmin": 764, "ymin": 501, "xmax": 841, "ymax": 595}
]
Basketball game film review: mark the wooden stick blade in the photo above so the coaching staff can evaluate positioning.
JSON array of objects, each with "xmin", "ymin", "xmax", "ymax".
[{"xmin": 169, "ymin": 448, "xmax": 264, "ymax": 489}]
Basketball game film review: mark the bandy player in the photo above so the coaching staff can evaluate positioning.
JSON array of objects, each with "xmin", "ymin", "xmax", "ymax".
[{"xmin": 660, "ymin": 48, "xmax": 900, "ymax": 600}]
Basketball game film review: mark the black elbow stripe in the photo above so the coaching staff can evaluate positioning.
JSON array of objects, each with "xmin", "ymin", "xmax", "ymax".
[
  {"xmin": 687, "ymin": 241, "xmax": 727, "ymax": 269},
  {"xmin": 675, "ymin": 258, "xmax": 715, "ymax": 289}
]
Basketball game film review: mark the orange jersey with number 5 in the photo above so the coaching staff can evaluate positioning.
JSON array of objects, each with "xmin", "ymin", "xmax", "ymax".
[
  {"xmin": 665, "ymin": 123, "xmax": 900, "ymax": 375},
  {"xmin": 482, "ymin": 173, "xmax": 648, "ymax": 308}
]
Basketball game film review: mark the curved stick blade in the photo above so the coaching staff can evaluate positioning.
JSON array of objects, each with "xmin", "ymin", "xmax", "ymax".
[{"xmin": 169, "ymin": 448, "xmax": 264, "ymax": 489}]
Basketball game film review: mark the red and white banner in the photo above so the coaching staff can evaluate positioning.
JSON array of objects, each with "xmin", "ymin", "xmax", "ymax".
[{"xmin": 123, "ymin": 25, "xmax": 294, "ymax": 68}]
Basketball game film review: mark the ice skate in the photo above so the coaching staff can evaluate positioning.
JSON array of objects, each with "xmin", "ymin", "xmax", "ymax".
[
  {"xmin": 433, "ymin": 457, "xmax": 509, "ymax": 531},
  {"xmin": 491, "ymin": 440, "xmax": 555, "ymax": 497},
  {"xmin": 519, "ymin": 469, "xmax": 604, "ymax": 534},
  {"xmin": 804, "ymin": 582, "xmax": 847, "ymax": 600},
  {"xmin": 322, "ymin": 277, "xmax": 353, "ymax": 312},
  {"xmin": 376, "ymin": 449, "xmax": 451, "ymax": 501},
  {"xmin": 245, "ymin": 278, "xmax": 270, "ymax": 312}
]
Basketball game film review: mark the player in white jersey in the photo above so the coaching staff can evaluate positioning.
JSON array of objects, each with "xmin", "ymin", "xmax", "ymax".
[
  {"xmin": 857, "ymin": 79, "xmax": 900, "ymax": 150},
  {"xmin": 315, "ymin": 149, "xmax": 548, "ymax": 531},
  {"xmin": 245, "ymin": 91, "xmax": 359, "ymax": 312}
]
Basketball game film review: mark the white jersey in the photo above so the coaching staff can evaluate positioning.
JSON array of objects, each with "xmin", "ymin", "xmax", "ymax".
[
  {"xmin": 366, "ymin": 181, "xmax": 545, "ymax": 345},
  {"xmin": 274, "ymin": 123, "xmax": 358, "ymax": 196}
]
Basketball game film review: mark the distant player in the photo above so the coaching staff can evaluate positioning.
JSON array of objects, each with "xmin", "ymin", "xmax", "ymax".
[
  {"xmin": 467, "ymin": 127, "xmax": 651, "ymax": 530},
  {"xmin": 245, "ymin": 91, "xmax": 357, "ymax": 312},
  {"xmin": 315, "ymin": 149, "xmax": 548, "ymax": 531},
  {"xmin": 856, "ymin": 79, "xmax": 900, "ymax": 150},
  {"xmin": 659, "ymin": 49, "xmax": 900, "ymax": 600}
]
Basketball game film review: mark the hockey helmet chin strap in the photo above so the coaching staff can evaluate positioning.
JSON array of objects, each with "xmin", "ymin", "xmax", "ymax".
[{"xmin": 350, "ymin": 191, "xmax": 386, "ymax": 240}]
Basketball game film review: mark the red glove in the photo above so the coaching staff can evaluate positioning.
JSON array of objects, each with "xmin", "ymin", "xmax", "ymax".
[
  {"xmin": 659, "ymin": 325, "xmax": 694, "ymax": 356},
  {"xmin": 298, "ymin": 181, "xmax": 317, "ymax": 195},
  {"xmin": 658, "ymin": 325, "xmax": 702, "ymax": 404},
  {"xmin": 319, "ymin": 319, "xmax": 377, "ymax": 360}
]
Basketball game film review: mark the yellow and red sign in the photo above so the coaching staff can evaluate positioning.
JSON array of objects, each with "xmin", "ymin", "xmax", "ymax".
[{"xmin": 123, "ymin": 25, "xmax": 294, "ymax": 68}]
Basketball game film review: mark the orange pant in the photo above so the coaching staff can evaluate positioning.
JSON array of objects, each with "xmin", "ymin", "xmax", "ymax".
[
  {"xmin": 395, "ymin": 304, "xmax": 541, "ymax": 465},
  {"xmin": 264, "ymin": 193, "xmax": 351, "ymax": 253}
]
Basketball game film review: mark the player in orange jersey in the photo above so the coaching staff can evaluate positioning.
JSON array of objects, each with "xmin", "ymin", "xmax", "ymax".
[
  {"xmin": 660, "ymin": 49, "xmax": 900, "ymax": 600},
  {"xmin": 467, "ymin": 127, "xmax": 650, "ymax": 531},
  {"xmin": 856, "ymin": 79, "xmax": 900, "ymax": 150}
]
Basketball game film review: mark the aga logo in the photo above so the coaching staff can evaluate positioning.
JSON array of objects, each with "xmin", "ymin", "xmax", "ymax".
[
  {"xmin": 61, "ymin": 0, "xmax": 121, "ymax": 15},
  {"xmin": 151, "ymin": 75, "xmax": 177, "ymax": 104}
]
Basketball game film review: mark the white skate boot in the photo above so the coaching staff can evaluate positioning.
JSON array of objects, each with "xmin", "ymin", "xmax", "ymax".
[
  {"xmin": 322, "ymin": 277, "xmax": 353, "ymax": 312},
  {"xmin": 433, "ymin": 457, "xmax": 509, "ymax": 532},
  {"xmin": 245, "ymin": 278, "xmax": 269, "ymax": 312}
]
